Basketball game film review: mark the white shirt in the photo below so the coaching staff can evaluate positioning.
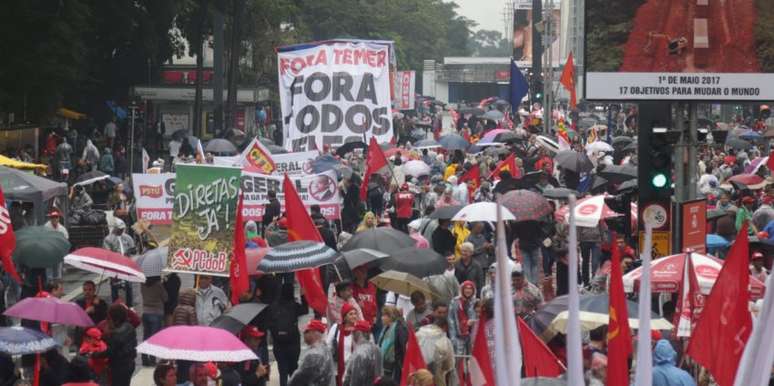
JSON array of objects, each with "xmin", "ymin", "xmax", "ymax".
[{"xmin": 44, "ymin": 220, "xmax": 69, "ymax": 240}]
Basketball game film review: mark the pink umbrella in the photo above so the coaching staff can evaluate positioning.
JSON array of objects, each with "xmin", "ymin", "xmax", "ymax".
[
  {"xmin": 744, "ymin": 156, "xmax": 768, "ymax": 174},
  {"xmin": 480, "ymin": 129, "xmax": 509, "ymax": 142},
  {"xmin": 622, "ymin": 252, "xmax": 766, "ymax": 299},
  {"xmin": 726, "ymin": 173, "xmax": 765, "ymax": 186},
  {"xmin": 64, "ymin": 247, "xmax": 146, "ymax": 283},
  {"xmin": 137, "ymin": 326, "xmax": 257, "ymax": 362},
  {"xmin": 4, "ymin": 297, "xmax": 94, "ymax": 327}
]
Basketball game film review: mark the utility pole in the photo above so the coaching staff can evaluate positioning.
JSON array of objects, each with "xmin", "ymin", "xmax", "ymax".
[
  {"xmin": 129, "ymin": 102, "xmax": 138, "ymax": 174},
  {"xmin": 542, "ymin": 0, "xmax": 554, "ymax": 134},
  {"xmin": 213, "ymin": 8, "xmax": 225, "ymax": 136}
]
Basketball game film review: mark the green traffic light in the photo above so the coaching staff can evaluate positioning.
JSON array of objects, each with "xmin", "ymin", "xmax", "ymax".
[{"xmin": 652, "ymin": 173, "xmax": 668, "ymax": 188}]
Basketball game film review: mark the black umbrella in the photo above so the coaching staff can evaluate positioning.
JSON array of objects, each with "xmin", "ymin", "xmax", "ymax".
[
  {"xmin": 266, "ymin": 144, "xmax": 287, "ymax": 154},
  {"xmin": 378, "ymin": 247, "xmax": 447, "ymax": 277},
  {"xmin": 429, "ymin": 205, "xmax": 464, "ymax": 220},
  {"xmin": 482, "ymin": 110, "xmax": 505, "ymax": 121},
  {"xmin": 726, "ymin": 137, "xmax": 751, "ymax": 150},
  {"xmin": 257, "ymin": 241, "xmax": 338, "ymax": 273},
  {"xmin": 205, "ymin": 138, "xmax": 238, "ymax": 154},
  {"xmin": 342, "ymin": 228, "xmax": 415, "ymax": 254},
  {"xmin": 459, "ymin": 106, "xmax": 485, "ymax": 116},
  {"xmin": 74, "ymin": 170, "xmax": 110, "ymax": 185},
  {"xmin": 337, "ymin": 248, "xmax": 390, "ymax": 270},
  {"xmin": 336, "ymin": 141, "xmax": 368, "ymax": 157},
  {"xmin": 438, "ymin": 134, "xmax": 470, "ymax": 150},
  {"xmin": 596, "ymin": 164, "xmax": 637, "ymax": 184},
  {"xmin": 622, "ymin": 142, "xmax": 638, "ymax": 152},
  {"xmin": 611, "ymin": 136, "xmax": 633, "ymax": 148},
  {"xmin": 414, "ymin": 139, "xmax": 441, "ymax": 149},
  {"xmin": 542, "ymin": 187, "xmax": 579, "ymax": 200},
  {"xmin": 494, "ymin": 131, "xmax": 522, "ymax": 143},
  {"xmin": 171, "ymin": 129, "xmax": 190, "ymax": 141},
  {"xmin": 555, "ymin": 150, "xmax": 594, "ymax": 173},
  {"xmin": 210, "ymin": 303, "xmax": 268, "ymax": 334}
]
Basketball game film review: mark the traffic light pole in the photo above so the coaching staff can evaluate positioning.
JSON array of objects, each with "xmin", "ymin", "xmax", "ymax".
[
  {"xmin": 687, "ymin": 104, "xmax": 698, "ymax": 200},
  {"xmin": 674, "ymin": 102, "xmax": 686, "ymax": 202}
]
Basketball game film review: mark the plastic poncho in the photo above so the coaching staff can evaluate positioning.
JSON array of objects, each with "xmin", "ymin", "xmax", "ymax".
[
  {"xmin": 652, "ymin": 340, "xmax": 697, "ymax": 386},
  {"xmin": 288, "ymin": 341, "xmax": 335, "ymax": 386},
  {"xmin": 82, "ymin": 140, "xmax": 100, "ymax": 165},
  {"xmin": 415, "ymin": 324, "xmax": 455, "ymax": 386},
  {"xmin": 342, "ymin": 339, "xmax": 382, "ymax": 386}
]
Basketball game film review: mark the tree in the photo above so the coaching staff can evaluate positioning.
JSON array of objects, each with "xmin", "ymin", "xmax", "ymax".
[{"xmin": 470, "ymin": 29, "xmax": 511, "ymax": 57}]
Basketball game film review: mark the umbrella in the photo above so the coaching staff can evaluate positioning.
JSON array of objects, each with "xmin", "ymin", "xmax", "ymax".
[
  {"xmin": 706, "ymin": 234, "xmax": 729, "ymax": 249},
  {"xmin": 311, "ymin": 154, "xmax": 341, "ymax": 174},
  {"xmin": 500, "ymin": 190, "xmax": 552, "ymax": 222},
  {"xmin": 4, "ymin": 297, "xmax": 93, "ymax": 327},
  {"xmin": 725, "ymin": 137, "xmax": 751, "ymax": 150},
  {"xmin": 483, "ymin": 146, "xmax": 511, "ymax": 157},
  {"xmin": 596, "ymin": 164, "xmax": 637, "ymax": 184},
  {"xmin": 738, "ymin": 129, "xmax": 763, "ymax": 141},
  {"xmin": 540, "ymin": 294, "xmax": 673, "ymax": 340},
  {"xmin": 622, "ymin": 252, "xmax": 766, "ymax": 299},
  {"xmin": 341, "ymin": 227, "xmax": 415, "ymax": 254},
  {"xmin": 64, "ymin": 247, "xmax": 146, "ymax": 283},
  {"xmin": 74, "ymin": 170, "xmax": 110, "ymax": 186},
  {"xmin": 744, "ymin": 156, "xmax": 768, "ymax": 174},
  {"xmin": 438, "ymin": 134, "xmax": 470, "ymax": 150},
  {"xmin": 13, "ymin": 226, "xmax": 71, "ymax": 269},
  {"xmin": 378, "ymin": 247, "xmax": 448, "ymax": 277},
  {"xmin": 429, "ymin": 205, "xmax": 464, "ymax": 220},
  {"xmin": 210, "ymin": 303, "xmax": 268, "ymax": 334},
  {"xmin": 336, "ymin": 141, "xmax": 368, "ymax": 156},
  {"xmin": 205, "ymin": 139, "xmax": 238, "ymax": 154},
  {"xmin": 413, "ymin": 139, "xmax": 441, "ymax": 149},
  {"xmin": 451, "ymin": 202, "xmax": 516, "ymax": 222},
  {"xmin": 171, "ymin": 129, "xmax": 190, "ymax": 141},
  {"xmin": 555, "ymin": 150, "xmax": 594, "ymax": 173},
  {"xmin": 226, "ymin": 129, "xmax": 247, "ymax": 144},
  {"xmin": 482, "ymin": 110, "xmax": 505, "ymax": 121},
  {"xmin": 554, "ymin": 195, "xmax": 634, "ymax": 228},
  {"xmin": 136, "ymin": 246, "xmax": 168, "ymax": 278},
  {"xmin": 137, "ymin": 326, "xmax": 257, "ymax": 362},
  {"xmin": 338, "ymin": 248, "xmax": 389, "ymax": 270},
  {"xmin": 257, "ymin": 241, "xmax": 338, "ymax": 273},
  {"xmin": 577, "ymin": 117, "xmax": 598, "ymax": 129},
  {"xmin": 371, "ymin": 271, "xmax": 438, "ymax": 299},
  {"xmin": 480, "ymin": 129, "xmax": 510, "ymax": 143},
  {"xmin": 611, "ymin": 136, "xmax": 633, "ymax": 148},
  {"xmin": 585, "ymin": 141, "xmax": 614, "ymax": 154},
  {"xmin": 458, "ymin": 106, "xmax": 485, "ymax": 115},
  {"xmin": 257, "ymin": 137, "xmax": 275, "ymax": 146},
  {"xmin": 536, "ymin": 136, "xmax": 560, "ymax": 154},
  {"xmin": 494, "ymin": 131, "xmax": 522, "ymax": 143},
  {"xmin": 726, "ymin": 174, "xmax": 764, "ymax": 186},
  {"xmin": 707, "ymin": 209, "xmax": 730, "ymax": 221},
  {"xmin": 541, "ymin": 187, "xmax": 578, "ymax": 200},
  {"xmin": 246, "ymin": 248, "xmax": 269, "ymax": 276},
  {"xmin": 266, "ymin": 144, "xmax": 287, "ymax": 154},
  {"xmin": 0, "ymin": 326, "xmax": 57, "ymax": 355}
]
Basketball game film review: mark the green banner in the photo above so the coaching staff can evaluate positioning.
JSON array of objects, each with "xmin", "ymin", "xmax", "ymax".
[{"xmin": 166, "ymin": 164, "xmax": 241, "ymax": 276}]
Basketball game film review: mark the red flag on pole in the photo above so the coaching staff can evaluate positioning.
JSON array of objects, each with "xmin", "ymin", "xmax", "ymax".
[
  {"xmin": 488, "ymin": 153, "xmax": 520, "ymax": 180},
  {"xmin": 470, "ymin": 318, "xmax": 495, "ymax": 386},
  {"xmin": 360, "ymin": 137, "xmax": 389, "ymax": 201},
  {"xmin": 230, "ymin": 194, "xmax": 249, "ymax": 304},
  {"xmin": 0, "ymin": 187, "xmax": 21, "ymax": 284},
  {"xmin": 459, "ymin": 164, "xmax": 481, "ymax": 197},
  {"xmin": 606, "ymin": 240, "xmax": 632, "ymax": 386},
  {"xmin": 282, "ymin": 174, "xmax": 328, "ymax": 315},
  {"xmin": 517, "ymin": 317, "xmax": 565, "ymax": 377},
  {"xmin": 400, "ymin": 323, "xmax": 428, "ymax": 386},
  {"xmin": 560, "ymin": 52, "xmax": 577, "ymax": 109},
  {"xmin": 686, "ymin": 224, "xmax": 753, "ymax": 386}
]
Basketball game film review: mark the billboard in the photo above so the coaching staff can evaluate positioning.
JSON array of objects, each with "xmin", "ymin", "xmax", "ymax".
[
  {"xmin": 278, "ymin": 40, "xmax": 393, "ymax": 152},
  {"xmin": 512, "ymin": 2, "xmax": 561, "ymax": 66},
  {"xmin": 393, "ymin": 71, "xmax": 416, "ymax": 110},
  {"xmin": 585, "ymin": 0, "xmax": 774, "ymax": 100}
]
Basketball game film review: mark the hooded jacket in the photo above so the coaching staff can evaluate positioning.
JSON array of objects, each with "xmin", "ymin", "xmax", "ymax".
[
  {"xmin": 447, "ymin": 281, "xmax": 477, "ymax": 355},
  {"xmin": 652, "ymin": 340, "xmax": 696, "ymax": 386},
  {"xmin": 172, "ymin": 289, "xmax": 197, "ymax": 326}
]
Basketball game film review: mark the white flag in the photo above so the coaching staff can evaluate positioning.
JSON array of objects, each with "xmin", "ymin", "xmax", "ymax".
[
  {"xmin": 733, "ymin": 273, "xmax": 774, "ymax": 386},
  {"xmin": 634, "ymin": 224, "xmax": 653, "ymax": 386},
  {"xmin": 494, "ymin": 196, "xmax": 521, "ymax": 386},
  {"xmin": 566, "ymin": 195, "xmax": 584, "ymax": 386}
]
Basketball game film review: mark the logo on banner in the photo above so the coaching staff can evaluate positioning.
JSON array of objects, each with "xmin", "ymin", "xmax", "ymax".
[
  {"xmin": 246, "ymin": 142, "xmax": 276, "ymax": 174},
  {"xmin": 308, "ymin": 175, "xmax": 336, "ymax": 201},
  {"xmin": 139, "ymin": 185, "xmax": 163, "ymax": 198}
]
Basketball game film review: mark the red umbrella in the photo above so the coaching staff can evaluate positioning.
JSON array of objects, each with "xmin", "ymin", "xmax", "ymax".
[
  {"xmin": 500, "ymin": 190, "xmax": 552, "ymax": 222},
  {"xmin": 64, "ymin": 247, "xmax": 146, "ymax": 283},
  {"xmin": 726, "ymin": 174, "xmax": 764, "ymax": 186},
  {"xmin": 4, "ymin": 297, "xmax": 93, "ymax": 327}
]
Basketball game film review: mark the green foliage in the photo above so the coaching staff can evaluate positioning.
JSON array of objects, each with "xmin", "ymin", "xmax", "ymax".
[
  {"xmin": 585, "ymin": 0, "xmax": 643, "ymax": 72},
  {"xmin": 469, "ymin": 29, "xmax": 511, "ymax": 57},
  {"xmin": 755, "ymin": 0, "xmax": 774, "ymax": 72}
]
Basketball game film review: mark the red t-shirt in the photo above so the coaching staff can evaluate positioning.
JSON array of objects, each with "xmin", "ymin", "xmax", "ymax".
[
  {"xmin": 395, "ymin": 192, "xmax": 414, "ymax": 219},
  {"xmin": 352, "ymin": 282, "xmax": 377, "ymax": 323}
]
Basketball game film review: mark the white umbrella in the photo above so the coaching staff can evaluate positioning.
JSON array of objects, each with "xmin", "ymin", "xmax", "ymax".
[
  {"xmin": 585, "ymin": 141, "xmax": 614, "ymax": 154},
  {"xmin": 451, "ymin": 202, "xmax": 516, "ymax": 222},
  {"xmin": 536, "ymin": 135, "xmax": 560, "ymax": 154},
  {"xmin": 402, "ymin": 160, "xmax": 431, "ymax": 177}
]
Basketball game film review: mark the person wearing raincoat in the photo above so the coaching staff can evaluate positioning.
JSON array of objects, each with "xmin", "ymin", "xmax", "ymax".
[
  {"xmin": 288, "ymin": 320, "xmax": 334, "ymax": 386},
  {"xmin": 82, "ymin": 139, "xmax": 100, "ymax": 171},
  {"xmin": 342, "ymin": 320, "xmax": 382, "ymax": 386},
  {"xmin": 652, "ymin": 339, "xmax": 696, "ymax": 386}
]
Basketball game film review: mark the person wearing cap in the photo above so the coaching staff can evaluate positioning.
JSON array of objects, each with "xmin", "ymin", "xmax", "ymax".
[
  {"xmin": 239, "ymin": 326, "xmax": 269, "ymax": 386},
  {"xmin": 103, "ymin": 218, "xmax": 136, "ymax": 306},
  {"xmin": 751, "ymin": 251, "xmax": 769, "ymax": 283},
  {"xmin": 288, "ymin": 320, "xmax": 334, "ymax": 386},
  {"xmin": 342, "ymin": 320, "xmax": 382, "ymax": 386},
  {"xmin": 265, "ymin": 215, "xmax": 289, "ymax": 246},
  {"xmin": 393, "ymin": 183, "xmax": 415, "ymax": 232},
  {"xmin": 736, "ymin": 195, "xmax": 757, "ymax": 235},
  {"xmin": 44, "ymin": 209, "xmax": 68, "ymax": 278}
]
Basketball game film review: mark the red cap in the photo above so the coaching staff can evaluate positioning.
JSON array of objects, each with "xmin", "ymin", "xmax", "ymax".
[
  {"xmin": 85, "ymin": 327, "xmax": 103, "ymax": 340},
  {"xmin": 651, "ymin": 330, "xmax": 662, "ymax": 341},
  {"xmin": 305, "ymin": 319, "xmax": 327, "ymax": 333},
  {"xmin": 742, "ymin": 196, "xmax": 755, "ymax": 205},
  {"xmin": 341, "ymin": 302, "xmax": 357, "ymax": 320},
  {"xmin": 277, "ymin": 217, "xmax": 288, "ymax": 229},
  {"xmin": 353, "ymin": 320, "xmax": 372, "ymax": 333},
  {"xmin": 241, "ymin": 326, "xmax": 265, "ymax": 339},
  {"xmin": 47, "ymin": 209, "xmax": 62, "ymax": 217},
  {"xmin": 753, "ymin": 252, "xmax": 764, "ymax": 259}
]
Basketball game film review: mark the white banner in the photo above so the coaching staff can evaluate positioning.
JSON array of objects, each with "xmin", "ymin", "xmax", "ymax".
[
  {"xmin": 132, "ymin": 169, "xmax": 341, "ymax": 224},
  {"xmin": 213, "ymin": 150, "xmax": 320, "ymax": 175},
  {"xmin": 586, "ymin": 72, "xmax": 774, "ymax": 100},
  {"xmin": 278, "ymin": 41, "xmax": 393, "ymax": 152},
  {"xmin": 132, "ymin": 173, "xmax": 175, "ymax": 224},
  {"xmin": 393, "ymin": 71, "xmax": 415, "ymax": 110}
]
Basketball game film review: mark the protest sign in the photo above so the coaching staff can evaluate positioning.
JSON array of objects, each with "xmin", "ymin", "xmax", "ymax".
[
  {"xmin": 132, "ymin": 173, "xmax": 175, "ymax": 224},
  {"xmin": 393, "ymin": 71, "xmax": 415, "ymax": 110},
  {"xmin": 166, "ymin": 164, "xmax": 241, "ymax": 276},
  {"xmin": 213, "ymin": 150, "xmax": 319, "ymax": 175},
  {"xmin": 278, "ymin": 40, "xmax": 393, "ymax": 151},
  {"xmin": 241, "ymin": 169, "xmax": 341, "ymax": 221}
]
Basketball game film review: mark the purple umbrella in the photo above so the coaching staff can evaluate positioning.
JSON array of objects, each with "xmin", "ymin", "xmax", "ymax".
[
  {"xmin": 744, "ymin": 156, "xmax": 768, "ymax": 174},
  {"xmin": 4, "ymin": 297, "xmax": 94, "ymax": 327}
]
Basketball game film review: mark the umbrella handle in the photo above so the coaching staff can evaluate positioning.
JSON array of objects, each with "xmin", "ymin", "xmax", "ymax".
[{"xmin": 332, "ymin": 264, "xmax": 343, "ymax": 282}]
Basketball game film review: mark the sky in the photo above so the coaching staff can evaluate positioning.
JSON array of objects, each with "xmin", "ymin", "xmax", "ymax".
[{"xmin": 453, "ymin": 0, "xmax": 510, "ymax": 32}]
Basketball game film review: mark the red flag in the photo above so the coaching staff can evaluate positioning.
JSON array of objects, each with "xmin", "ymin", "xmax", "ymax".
[
  {"xmin": 0, "ymin": 187, "xmax": 21, "ymax": 284},
  {"xmin": 460, "ymin": 164, "xmax": 481, "ymax": 197},
  {"xmin": 675, "ymin": 253, "xmax": 702, "ymax": 337},
  {"xmin": 282, "ymin": 174, "xmax": 328, "ymax": 315},
  {"xmin": 517, "ymin": 317, "xmax": 565, "ymax": 377},
  {"xmin": 488, "ymin": 154, "xmax": 520, "ymax": 180},
  {"xmin": 606, "ymin": 241, "xmax": 632, "ymax": 386},
  {"xmin": 470, "ymin": 319, "xmax": 495, "ymax": 386},
  {"xmin": 686, "ymin": 224, "xmax": 753, "ymax": 386},
  {"xmin": 230, "ymin": 194, "xmax": 249, "ymax": 304},
  {"xmin": 400, "ymin": 323, "xmax": 428, "ymax": 386},
  {"xmin": 560, "ymin": 52, "xmax": 577, "ymax": 109},
  {"xmin": 768, "ymin": 150, "xmax": 774, "ymax": 174},
  {"xmin": 360, "ymin": 137, "xmax": 389, "ymax": 201}
]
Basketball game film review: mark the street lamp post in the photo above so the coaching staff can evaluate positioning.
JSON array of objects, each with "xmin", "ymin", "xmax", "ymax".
[{"xmin": 129, "ymin": 101, "xmax": 138, "ymax": 174}]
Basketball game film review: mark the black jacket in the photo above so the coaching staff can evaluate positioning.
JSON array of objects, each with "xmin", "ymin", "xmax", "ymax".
[
  {"xmin": 263, "ymin": 198, "xmax": 281, "ymax": 226},
  {"xmin": 102, "ymin": 322, "xmax": 137, "ymax": 367},
  {"xmin": 432, "ymin": 227, "xmax": 456, "ymax": 257}
]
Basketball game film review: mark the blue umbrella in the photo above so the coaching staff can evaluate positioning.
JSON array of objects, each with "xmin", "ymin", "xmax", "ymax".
[
  {"xmin": 0, "ymin": 326, "xmax": 57, "ymax": 355},
  {"xmin": 438, "ymin": 134, "xmax": 470, "ymax": 150},
  {"xmin": 738, "ymin": 130, "xmax": 762, "ymax": 141},
  {"xmin": 706, "ymin": 234, "xmax": 729, "ymax": 249},
  {"xmin": 414, "ymin": 139, "xmax": 441, "ymax": 149}
]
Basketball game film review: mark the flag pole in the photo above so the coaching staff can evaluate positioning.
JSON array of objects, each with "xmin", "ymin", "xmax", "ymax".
[
  {"xmin": 634, "ymin": 224, "xmax": 654, "ymax": 386},
  {"xmin": 566, "ymin": 194, "xmax": 584, "ymax": 385}
]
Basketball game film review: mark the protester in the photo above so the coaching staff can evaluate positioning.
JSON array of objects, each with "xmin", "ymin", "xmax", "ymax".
[
  {"xmin": 327, "ymin": 281, "xmax": 364, "ymax": 325},
  {"xmin": 652, "ymin": 340, "xmax": 696, "ymax": 386},
  {"xmin": 377, "ymin": 305, "xmax": 408, "ymax": 382},
  {"xmin": 99, "ymin": 303, "xmax": 137, "ymax": 386},
  {"xmin": 342, "ymin": 320, "xmax": 382, "ymax": 386},
  {"xmin": 153, "ymin": 363, "xmax": 178, "ymax": 386},
  {"xmin": 454, "ymin": 242, "xmax": 484, "ymax": 294},
  {"xmin": 140, "ymin": 276, "xmax": 167, "ymax": 366},
  {"xmin": 288, "ymin": 320, "xmax": 334, "ymax": 386},
  {"xmin": 268, "ymin": 282, "xmax": 307, "ymax": 386},
  {"xmin": 328, "ymin": 302, "xmax": 361, "ymax": 386},
  {"xmin": 240, "ymin": 326, "xmax": 270, "ymax": 386},
  {"xmin": 195, "ymin": 275, "xmax": 229, "ymax": 326},
  {"xmin": 406, "ymin": 291, "xmax": 432, "ymax": 330},
  {"xmin": 77, "ymin": 280, "xmax": 108, "ymax": 325}
]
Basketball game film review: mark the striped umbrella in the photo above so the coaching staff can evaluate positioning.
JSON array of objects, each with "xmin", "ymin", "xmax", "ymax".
[{"xmin": 257, "ymin": 241, "xmax": 338, "ymax": 273}]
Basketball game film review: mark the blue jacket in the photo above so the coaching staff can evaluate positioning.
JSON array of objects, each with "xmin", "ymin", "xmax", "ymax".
[{"xmin": 652, "ymin": 340, "xmax": 696, "ymax": 386}]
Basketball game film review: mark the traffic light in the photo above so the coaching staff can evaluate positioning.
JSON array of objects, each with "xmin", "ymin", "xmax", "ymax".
[
  {"xmin": 647, "ymin": 131, "xmax": 673, "ymax": 198},
  {"xmin": 638, "ymin": 103, "xmax": 674, "ymax": 204},
  {"xmin": 531, "ymin": 79, "xmax": 544, "ymax": 103},
  {"xmin": 605, "ymin": 193, "xmax": 633, "ymax": 242}
]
